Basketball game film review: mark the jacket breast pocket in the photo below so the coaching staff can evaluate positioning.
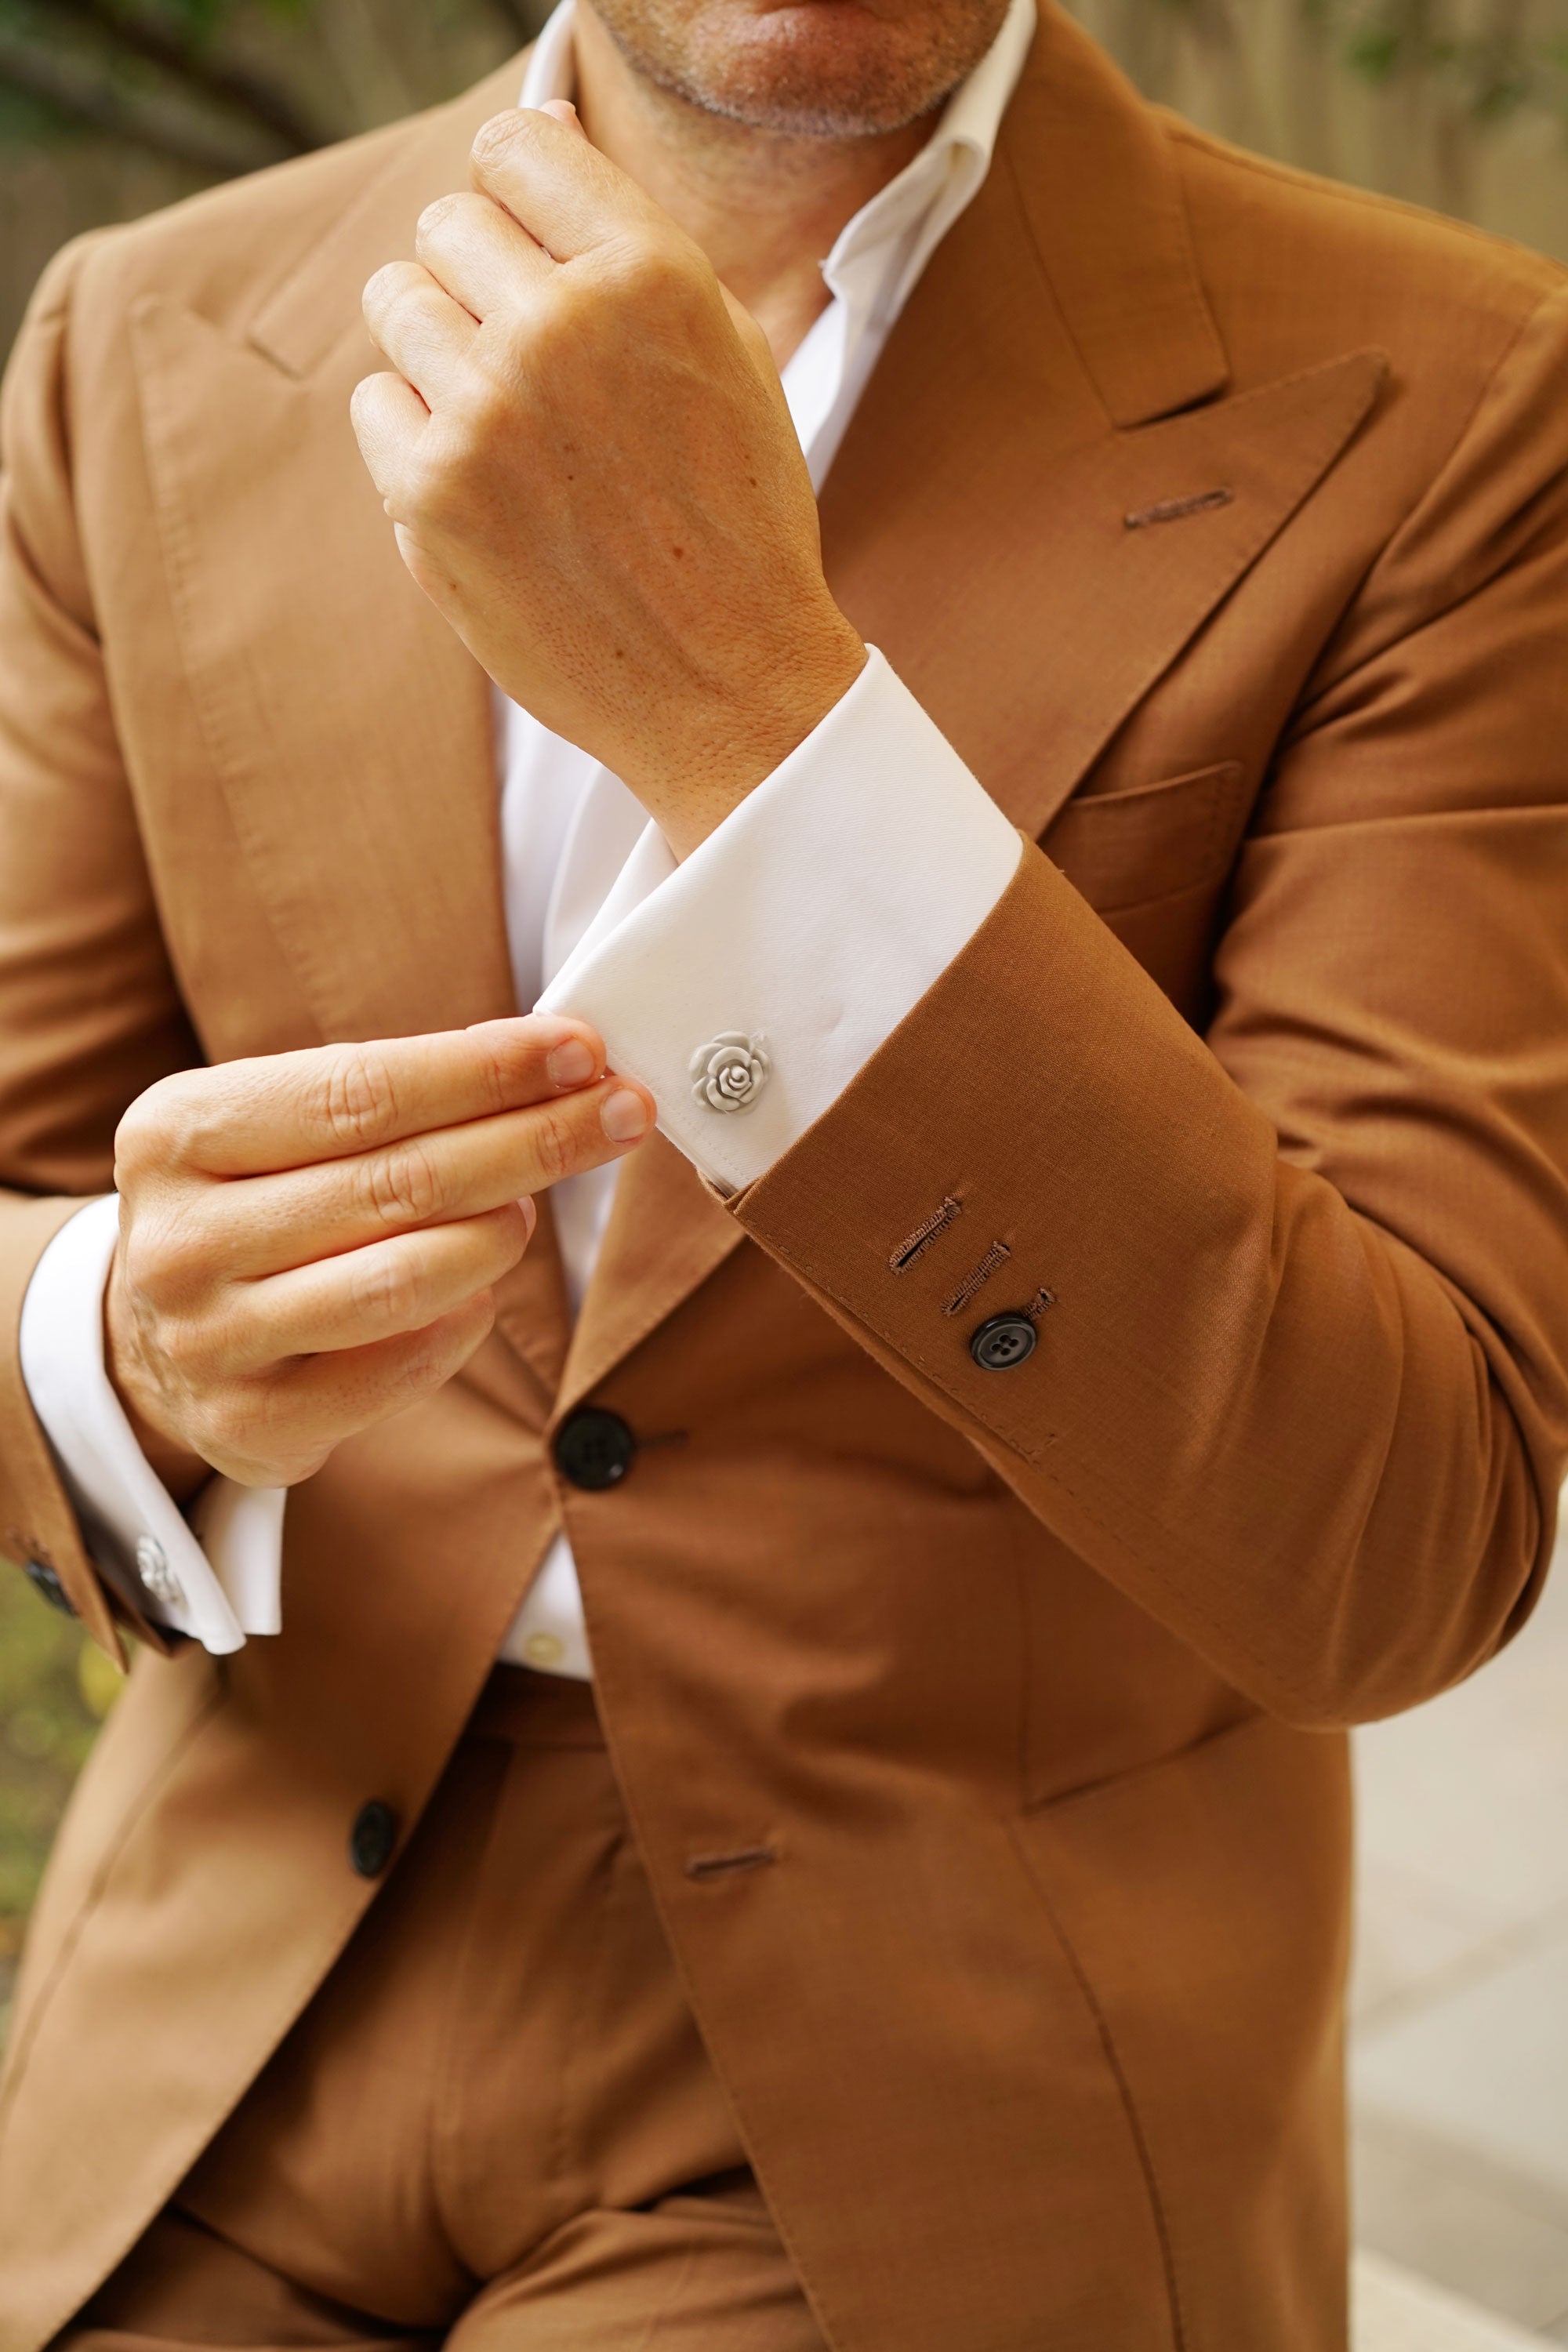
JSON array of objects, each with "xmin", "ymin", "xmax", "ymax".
[
  {"xmin": 1041, "ymin": 760, "xmax": 1248, "ymax": 914},
  {"xmin": 1041, "ymin": 762, "xmax": 1249, "ymax": 1023}
]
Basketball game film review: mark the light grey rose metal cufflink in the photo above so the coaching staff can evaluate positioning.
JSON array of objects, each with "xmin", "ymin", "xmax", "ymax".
[
  {"xmin": 135, "ymin": 1534, "xmax": 185, "ymax": 1610},
  {"xmin": 690, "ymin": 1032, "xmax": 770, "ymax": 1115}
]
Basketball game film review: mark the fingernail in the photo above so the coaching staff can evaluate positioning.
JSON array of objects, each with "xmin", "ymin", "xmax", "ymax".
[
  {"xmin": 518, "ymin": 1196, "xmax": 538, "ymax": 1237},
  {"xmin": 601, "ymin": 1088, "xmax": 650, "ymax": 1143},
  {"xmin": 547, "ymin": 1039, "xmax": 597, "ymax": 1088}
]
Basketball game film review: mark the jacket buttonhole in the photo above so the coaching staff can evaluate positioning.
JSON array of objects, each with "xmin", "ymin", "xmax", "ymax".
[
  {"xmin": 684, "ymin": 1843, "xmax": 779, "ymax": 1883},
  {"xmin": 889, "ymin": 1195, "xmax": 963, "ymax": 1273}
]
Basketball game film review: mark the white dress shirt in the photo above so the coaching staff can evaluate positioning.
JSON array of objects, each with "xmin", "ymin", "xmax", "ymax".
[{"xmin": 19, "ymin": 0, "xmax": 1034, "ymax": 1675}]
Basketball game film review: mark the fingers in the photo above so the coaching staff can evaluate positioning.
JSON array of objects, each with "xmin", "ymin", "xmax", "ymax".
[
  {"xmin": 278, "ymin": 1294, "xmax": 499, "ymax": 1455},
  {"xmin": 230, "ymin": 1203, "xmax": 531, "ymax": 1367},
  {"xmin": 362, "ymin": 259, "xmax": 477, "ymax": 405},
  {"xmin": 116, "ymin": 1017, "xmax": 611, "ymax": 1183},
  {"xmin": 192, "ymin": 1069, "xmax": 655, "ymax": 1282},
  {"xmin": 108, "ymin": 1023, "xmax": 658, "ymax": 1487},
  {"xmin": 469, "ymin": 107, "xmax": 662, "ymax": 265},
  {"xmin": 414, "ymin": 190, "xmax": 552, "ymax": 325},
  {"xmin": 350, "ymin": 369, "xmax": 429, "ymax": 505},
  {"xmin": 188, "ymin": 1295, "xmax": 500, "ymax": 1489}
]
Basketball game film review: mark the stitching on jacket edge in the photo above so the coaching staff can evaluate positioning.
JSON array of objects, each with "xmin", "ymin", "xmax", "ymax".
[{"xmin": 1004, "ymin": 1814, "xmax": 1189, "ymax": 2350}]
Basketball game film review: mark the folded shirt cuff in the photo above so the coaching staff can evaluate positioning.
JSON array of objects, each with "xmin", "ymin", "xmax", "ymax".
[
  {"xmin": 535, "ymin": 646, "xmax": 1023, "ymax": 1192},
  {"xmin": 17, "ymin": 1192, "xmax": 285, "ymax": 1653}
]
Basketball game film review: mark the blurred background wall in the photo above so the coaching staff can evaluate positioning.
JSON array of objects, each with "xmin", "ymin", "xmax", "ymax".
[{"xmin": 5, "ymin": 0, "xmax": 1568, "ymax": 359}]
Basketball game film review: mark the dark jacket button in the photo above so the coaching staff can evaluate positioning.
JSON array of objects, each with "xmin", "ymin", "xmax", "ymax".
[
  {"xmin": 24, "ymin": 1559, "xmax": 76, "ymax": 1617},
  {"xmin": 350, "ymin": 1800, "xmax": 399, "ymax": 1879},
  {"xmin": 970, "ymin": 1313, "xmax": 1038, "ymax": 1371},
  {"xmin": 554, "ymin": 1408, "xmax": 637, "ymax": 1492}
]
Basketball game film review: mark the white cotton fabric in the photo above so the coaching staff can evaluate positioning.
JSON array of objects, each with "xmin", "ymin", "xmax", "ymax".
[{"xmin": 535, "ymin": 651, "xmax": 1021, "ymax": 1194}]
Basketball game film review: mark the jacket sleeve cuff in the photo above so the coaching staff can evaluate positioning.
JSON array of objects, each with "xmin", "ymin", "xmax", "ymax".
[
  {"xmin": 17, "ymin": 1193, "xmax": 285, "ymax": 1653},
  {"xmin": 535, "ymin": 647, "xmax": 1023, "ymax": 1194}
]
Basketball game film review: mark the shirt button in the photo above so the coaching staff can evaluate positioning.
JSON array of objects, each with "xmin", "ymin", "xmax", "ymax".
[
  {"xmin": 24, "ymin": 1559, "xmax": 76, "ymax": 1617},
  {"xmin": 349, "ymin": 1800, "xmax": 400, "ymax": 1880},
  {"xmin": 134, "ymin": 1534, "xmax": 185, "ymax": 1610},
  {"xmin": 554, "ymin": 1408, "xmax": 637, "ymax": 1493},
  {"xmin": 970, "ymin": 1312, "xmax": 1038, "ymax": 1371},
  {"xmin": 522, "ymin": 1631, "xmax": 567, "ymax": 1671}
]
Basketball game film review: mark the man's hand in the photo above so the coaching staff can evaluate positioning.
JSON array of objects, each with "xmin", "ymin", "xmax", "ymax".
[
  {"xmin": 105, "ymin": 1018, "xmax": 653, "ymax": 1497},
  {"xmin": 350, "ymin": 104, "xmax": 866, "ymax": 858}
]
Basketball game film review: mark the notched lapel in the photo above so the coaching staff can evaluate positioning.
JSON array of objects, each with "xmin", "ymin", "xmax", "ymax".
[
  {"xmin": 561, "ymin": 13, "xmax": 1388, "ymax": 1407},
  {"xmin": 822, "ymin": 5, "xmax": 1387, "ymax": 850},
  {"xmin": 822, "ymin": 185, "xmax": 1387, "ymax": 851}
]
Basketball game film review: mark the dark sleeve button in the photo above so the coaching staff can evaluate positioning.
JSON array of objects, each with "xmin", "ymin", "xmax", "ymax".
[
  {"xmin": 970, "ymin": 1312, "xmax": 1038, "ymax": 1371},
  {"xmin": 349, "ymin": 1800, "xmax": 400, "ymax": 1879},
  {"xmin": 554, "ymin": 1408, "xmax": 637, "ymax": 1493},
  {"xmin": 24, "ymin": 1559, "xmax": 76, "ymax": 1617}
]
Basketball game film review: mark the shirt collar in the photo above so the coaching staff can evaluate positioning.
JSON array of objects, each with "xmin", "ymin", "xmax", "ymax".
[
  {"xmin": 521, "ymin": 0, "xmax": 1036, "ymax": 325},
  {"xmin": 821, "ymin": 0, "xmax": 1035, "ymax": 320},
  {"xmin": 520, "ymin": 0, "xmax": 579, "ymax": 107}
]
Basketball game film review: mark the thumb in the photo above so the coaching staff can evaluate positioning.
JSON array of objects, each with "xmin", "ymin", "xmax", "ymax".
[{"xmin": 538, "ymin": 98, "xmax": 588, "ymax": 137}]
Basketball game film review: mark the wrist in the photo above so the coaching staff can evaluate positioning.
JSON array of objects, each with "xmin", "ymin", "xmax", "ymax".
[{"xmin": 643, "ymin": 615, "xmax": 868, "ymax": 859}]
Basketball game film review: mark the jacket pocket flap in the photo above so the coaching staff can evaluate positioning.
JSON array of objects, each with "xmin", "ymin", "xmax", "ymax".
[{"xmin": 1043, "ymin": 762, "xmax": 1246, "ymax": 913}]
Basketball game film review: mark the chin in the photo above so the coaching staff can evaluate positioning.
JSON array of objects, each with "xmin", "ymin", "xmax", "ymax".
[{"xmin": 594, "ymin": 0, "xmax": 1007, "ymax": 141}]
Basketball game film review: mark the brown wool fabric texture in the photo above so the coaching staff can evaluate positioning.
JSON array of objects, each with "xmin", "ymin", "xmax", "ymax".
[
  {"xmin": 2, "ymin": 4, "xmax": 1568, "ymax": 2347},
  {"xmin": 54, "ymin": 1674, "xmax": 826, "ymax": 2351}
]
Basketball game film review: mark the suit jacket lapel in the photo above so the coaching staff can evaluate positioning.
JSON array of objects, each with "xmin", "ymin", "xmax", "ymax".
[
  {"xmin": 135, "ymin": 14, "xmax": 1387, "ymax": 1421},
  {"xmin": 555, "ymin": 1134, "xmax": 740, "ymax": 1421},
  {"xmin": 132, "ymin": 55, "xmax": 575, "ymax": 1406},
  {"xmin": 818, "ymin": 4, "xmax": 1385, "ymax": 848},
  {"xmin": 565, "ymin": 5, "xmax": 1385, "ymax": 1405}
]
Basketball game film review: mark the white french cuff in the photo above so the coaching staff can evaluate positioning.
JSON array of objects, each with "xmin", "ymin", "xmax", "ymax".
[
  {"xmin": 535, "ymin": 646, "xmax": 1023, "ymax": 1192},
  {"xmin": 17, "ymin": 1192, "xmax": 285, "ymax": 1653}
]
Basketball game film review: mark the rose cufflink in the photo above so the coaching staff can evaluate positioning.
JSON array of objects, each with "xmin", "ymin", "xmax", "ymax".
[{"xmin": 690, "ymin": 1033, "xmax": 770, "ymax": 1116}]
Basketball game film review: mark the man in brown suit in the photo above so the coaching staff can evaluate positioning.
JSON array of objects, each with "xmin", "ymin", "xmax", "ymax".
[{"xmin": 2, "ymin": 0, "xmax": 1567, "ymax": 2343}]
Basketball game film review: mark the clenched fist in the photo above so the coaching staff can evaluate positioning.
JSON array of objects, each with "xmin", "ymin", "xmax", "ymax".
[
  {"xmin": 105, "ymin": 1018, "xmax": 653, "ymax": 1497},
  {"xmin": 350, "ymin": 102, "xmax": 866, "ymax": 859}
]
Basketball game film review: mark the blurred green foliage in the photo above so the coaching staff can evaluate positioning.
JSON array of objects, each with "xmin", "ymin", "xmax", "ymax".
[
  {"xmin": 4, "ymin": 0, "xmax": 1566, "ymax": 179},
  {"xmin": 1306, "ymin": 0, "xmax": 1568, "ymax": 127},
  {"xmin": 0, "ymin": 0, "xmax": 539, "ymax": 173},
  {"xmin": 0, "ymin": 1572, "xmax": 122, "ymax": 2039}
]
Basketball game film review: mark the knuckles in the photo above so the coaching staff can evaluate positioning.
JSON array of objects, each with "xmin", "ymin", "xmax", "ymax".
[
  {"xmin": 318, "ymin": 1043, "xmax": 401, "ymax": 1150},
  {"xmin": 526, "ymin": 1101, "xmax": 577, "ymax": 1190},
  {"xmin": 414, "ymin": 191, "xmax": 489, "ymax": 264},
  {"xmin": 415, "ymin": 192, "xmax": 464, "ymax": 245},
  {"xmin": 361, "ymin": 257, "xmax": 432, "ymax": 330},
  {"xmin": 593, "ymin": 232, "xmax": 697, "ymax": 310},
  {"xmin": 115, "ymin": 1070, "xmax": 221, "ymax": 1186},
  {"xmin": 363, "ymin": 1137, "xmax": 445, "ymax": 1231},
  {"xmin": 470, "ymin": 107, "xmax": 544, "ymax": 181},
  {"xmin": 121, "ymin": 1208, "xmax": 206, "ymax": 1319},
  {"xmin": 349, "ymin": 1244, "xmax": 426, "ymax": 1334}
]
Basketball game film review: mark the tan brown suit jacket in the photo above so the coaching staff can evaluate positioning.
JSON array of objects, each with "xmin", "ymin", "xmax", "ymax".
[{"xmin": 3, "ymin": 9, "xmax": 1568, "ymax": 2347}]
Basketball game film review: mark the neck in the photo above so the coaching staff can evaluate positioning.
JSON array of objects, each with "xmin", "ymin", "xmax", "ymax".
[{"xmin": 571, "ymin": 5, "xmax": 938, "ymax": 369}]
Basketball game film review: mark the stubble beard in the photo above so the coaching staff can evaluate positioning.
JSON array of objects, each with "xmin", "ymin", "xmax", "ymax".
[{"xmin": 581, "ymin": 0, "xmax": 1013, "ymax": 140}]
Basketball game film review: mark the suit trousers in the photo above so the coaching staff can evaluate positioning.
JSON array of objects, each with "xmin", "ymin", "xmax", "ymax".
[{"xmin": 53, "ymin": 1668, "xmax": 826, "ymax": 2351}]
